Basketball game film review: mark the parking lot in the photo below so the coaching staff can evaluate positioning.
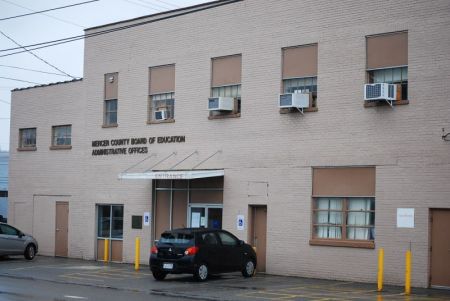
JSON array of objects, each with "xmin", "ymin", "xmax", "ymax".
[{"xmin": 1, "ymin": 256, "xmax": 449, "ymax": 301}]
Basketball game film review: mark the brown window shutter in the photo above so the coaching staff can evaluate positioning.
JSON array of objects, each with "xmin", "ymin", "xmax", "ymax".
[
  {"xmin": 282, "ymin": 44, "xmax": 318, "ymax": 79},
  {"xmin": 367, "ymin": 31, "xmax": 408, "ymax": 69},
  {"xmin": 104, "ymin": 72, "xmax": 118, "ymax": 100},
  {"xmin": 149, "ymin": 64, "xmax": 175, "ymax": 95},
  {"xmin": 312, "ymin": 167, "xmax": 375, "ymax": 197},
  {"xmin": 211, "ymin": 54, "xmax": 242, "ymax": 87}
]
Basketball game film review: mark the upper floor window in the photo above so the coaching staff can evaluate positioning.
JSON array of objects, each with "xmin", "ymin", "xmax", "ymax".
[
  {"xmin": 209, "ymin": 54, "xmax": 242, "ymax": 119},
  {"xmin": 282, "ymin": 44, "xmax": 318, "ymax": 111},
  {"xmin": 103, "ymin": 72, "xmax": 118, "ymax": 127},
  {"xmin": 18, "ymin": 128, "xmax": 36, "ymax": 150},
  {"xmin": 366, "ymin": 31, "xmax": 408, "ymax": 102},
  {"xmin": 311, "ymin": 167, "xmax": 376, "ymax": 249},
  {"xmin": 148, "ymin": 64, "xmax": 175, "ymax": 123},
  {"xmin": 51, "ymin": 125, "xmax": 72, "ymax": 149}
]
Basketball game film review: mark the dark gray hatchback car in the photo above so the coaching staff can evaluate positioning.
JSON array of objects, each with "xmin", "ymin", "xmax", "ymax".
[
  {"xmin": 150, "ymin": 228, "xmax": 257, "ymax": 281},
  {"xmin": 0, "ymin": 223, "xmax": 38, "ymax": 260}
]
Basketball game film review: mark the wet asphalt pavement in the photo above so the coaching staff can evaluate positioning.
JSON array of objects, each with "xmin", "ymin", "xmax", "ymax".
[{"xmin": 0, "ymin": 256, "xmax": 449, "ymax": 301}]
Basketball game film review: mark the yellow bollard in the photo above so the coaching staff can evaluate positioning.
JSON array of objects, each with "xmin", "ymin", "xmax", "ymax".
[
  {"xmin": 377, "ymin": 248, "xmax": 384, "ymax": 292},
  {"xmin": 104, "ymin": 238, "xmax": 109, "ymax": 263},
  {"xmin": 405, "ymin": 250, "xmax": 412, "ymax": 295},
  {"xmin": 135, "ymin": 237, "xmax": 140, "ymax": 271}
]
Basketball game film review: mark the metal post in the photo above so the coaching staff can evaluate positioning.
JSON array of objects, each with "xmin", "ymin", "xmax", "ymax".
[
  {"xmin": 135, "ymin": 237, "xmax": 140, "ymax": 271},
  {"xmin": 104, "ymin": 239, "xmax": 109, "ymax": 263},
  {"xmin": 405, "ymin": 250, "xmax": 412, "ymax": 295},
  {"xmin": 377, "ymin": 248, "xmax": 384, "ymax": 292}
]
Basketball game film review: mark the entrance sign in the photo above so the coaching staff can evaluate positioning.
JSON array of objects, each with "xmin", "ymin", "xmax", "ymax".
[
  {"xmin": 397, "ymin": 208, "xmax": 415, "ymax": 228},
  {"xmin": 237, "ymin": 214, "xmax": 245, "ymax": 231},
  {"xmin": 143, "ymin": 212, "xmax": 150, "ymax": 226}
]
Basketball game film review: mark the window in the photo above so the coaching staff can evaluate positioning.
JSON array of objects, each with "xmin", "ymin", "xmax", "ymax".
[
  {"xmin": 149, "ymin": 64, "xmax": 175, "ymax": 123},
  {"xmin": 202, "ymin": 232, "xmax": 219, "ymax": 245},
  {"xmin": 282, "ymin": 44, "xmax": 318, "ymax": 111},
  {"xmin": 210, "ymin": 54, "xmax": 242, "ymax": 119},
  {"xmin": 0, "ymin": 224, "xmax": 19, "ymax": 236},
  {"xmin": 366, "ymin": 31, "xmax": 408, "ymax": 103},
  {"xmin": 51, "ymin": 125, "xmax": 71, "ymax": 148},
  {"xmin": 313, "ymin": 197, "xmax": 375, "ymax": 240},
  {"xmin": 97, "ymin": 205, "xmax": 123, "ymax": 239},
  {"xmin": 103, "ymin": 72, "xmax": 118, "ymax": 127},
  {"xmin": 19, "ymin": 128, "xmax": 36, "ymax": 150},
  {"xmin": 104, "ymin": 99, "xmax": 118, "ymax": 126},
  {"xmin": 217, "ymin": 231, "xmax": 238, "ymax": 246},
  {"xmin": 311, "ymin": 167, "xmax": 376, "ymax": 248}
]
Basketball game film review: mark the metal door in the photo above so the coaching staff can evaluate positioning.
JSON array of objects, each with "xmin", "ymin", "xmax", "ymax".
[
  {"xmin": 250, "ymin": 206, "xmax": 267, "ymax": 272},
  {"xmin": 55, "ymin": 202, "xmax": 69, "ymax": 257},
  {"xmin": 430, "ymin": 209, "xmax": 450, "ymax": 288}
]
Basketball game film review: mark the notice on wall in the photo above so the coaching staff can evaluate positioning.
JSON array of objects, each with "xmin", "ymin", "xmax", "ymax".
[
  {"xmin": 191, "ymin": 212, "xmax": 201, "ymax": 228},
  {"xmin": 237, "ymin": 215, "xmax": 245, "ymax": 231},
  {"xmin": 143, "ymin": 212, "xmax": 150, "ymax": 226},
  {"xmin": 397, "ymin": 208, "xmax": 415, "ymax": 228}
]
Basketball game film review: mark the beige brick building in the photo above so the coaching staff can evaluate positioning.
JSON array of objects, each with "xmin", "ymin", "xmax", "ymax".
[{"xmin": 9, "ymin": 0, "xmax": 450, "ymax": 288}]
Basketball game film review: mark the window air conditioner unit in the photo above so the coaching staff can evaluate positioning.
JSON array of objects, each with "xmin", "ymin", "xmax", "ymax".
[
  {"xmin": 208, "ymin": 97, "xmax": 234, "ymax": 111},
  {"xmin": 154, "ymin": 109, "xmax": 167, "ymax": 121},
  {"xmin": 279, "ymin": 92, "xmax": 310, "ymax": 111},
  {"xmin": 364, "ymin": 83, "xmax": 396, "ymax": 102}
]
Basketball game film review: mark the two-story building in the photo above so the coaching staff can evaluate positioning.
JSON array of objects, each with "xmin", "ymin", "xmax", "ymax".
[{"xmin": 9, "ymin": 0, "xmax": 450, "ymax": 288}]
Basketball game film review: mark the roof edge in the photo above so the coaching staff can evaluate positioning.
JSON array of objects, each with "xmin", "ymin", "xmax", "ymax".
[
  {"xmin": 85, "ymin": 0, "xmax": 242, "ymax": 31},
  {"xmin": 11, "ymin": 78, "xmax": 83, "ymax": 92}
]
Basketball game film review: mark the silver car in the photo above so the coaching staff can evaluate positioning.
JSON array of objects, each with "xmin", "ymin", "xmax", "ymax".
[{"xmin": 0, "ymin": 223, "xmax": 38, "ymax": 260}]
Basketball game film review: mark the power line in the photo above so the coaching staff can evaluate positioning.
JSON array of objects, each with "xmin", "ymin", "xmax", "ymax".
[
  {"xmin": 0, "ymin": 30, "xmax": 77, "ymax": 79},
  {"xmin": 0, "ymin": 0, "xmax": 99, "ymax": 22},
  {"xmin": 0, "ymin": 77, "xmax": 41, "ymax": 85},
  {"xmin": 151, "ymin": 0, "xmax": 180, "ymax": 8},
  {"xmin": 121, "ymin": 0, "xmax": 160, "ymax": 12},
  {"xmin": 0, "ymin": 0, "xmax": 86, "ymax": 28},
  {"xmin": 0, "ymin": 99, "xmax": 10, "ymax": 105},
  {"xmin": 134, "ymin": 0, "xmax": 172, "ymax": 11},
  {"xmin": 0, "ymin": 0, "xmax": 243, "ymax": 57},
  {"xmin": 0, "ymin": 65, "xmax": 70, "ymax": 77}
]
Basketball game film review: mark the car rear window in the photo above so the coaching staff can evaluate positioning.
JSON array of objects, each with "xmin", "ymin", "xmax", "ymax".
[{"xmin": 159, "ymin": 232, "xmax": 194, "ymax": 245}]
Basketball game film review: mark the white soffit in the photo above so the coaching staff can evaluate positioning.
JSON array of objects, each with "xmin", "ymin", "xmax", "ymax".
[{"xmin": 118, "ymin": 170, "xmax": 224, "ymax": 180}]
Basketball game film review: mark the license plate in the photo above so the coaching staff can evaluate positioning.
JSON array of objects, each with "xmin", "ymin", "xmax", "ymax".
[{"xmin": 163, "ymin": 263, "xmax": 173, "ymax": 270}]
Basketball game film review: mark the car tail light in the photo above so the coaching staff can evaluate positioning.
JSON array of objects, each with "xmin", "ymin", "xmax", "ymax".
[
  {"xmin": 184, "ymin": 246, "xmax": 199, "ymax": 256},
  {"xmin": 151, "ymin": 246, "xmax": 158, "ymax": 254}
]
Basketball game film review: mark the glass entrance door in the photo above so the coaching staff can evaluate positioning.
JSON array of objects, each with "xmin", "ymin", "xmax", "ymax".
[{"xmin": 189, "ymin": 205, "xmax": 222, "ymax": 229}]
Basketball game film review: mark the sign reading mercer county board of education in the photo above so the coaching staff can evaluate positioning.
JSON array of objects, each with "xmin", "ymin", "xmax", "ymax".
[{"xmin": 91, "ymin": 136, "xmax": 185, "ymax": 156}]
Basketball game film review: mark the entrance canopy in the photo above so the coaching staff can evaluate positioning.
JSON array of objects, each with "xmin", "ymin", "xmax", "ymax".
[{"xmin": 118, "ymin": 169, "xmax": 224, "ymax": 180}]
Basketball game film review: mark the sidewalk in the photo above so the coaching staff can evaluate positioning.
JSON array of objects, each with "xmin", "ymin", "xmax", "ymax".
[{"xmin": 0, "ymin": 256, "xmax": 449, "ymax": 301}]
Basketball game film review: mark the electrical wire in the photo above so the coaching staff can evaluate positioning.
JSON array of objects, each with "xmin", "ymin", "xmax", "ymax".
[
  {"xmin": 0, "ymin": 77, "xmax": 41, "ymax": 85},
  {"xmin": 0, "ymin": 0, "xmax": 99, "ymax": 22},
  {"xmin": 0, "ymin": 0, "xmax": 86, "ymax": 28},
  {"xmin": 0, "ymin": 65, "xmax": 70, "ymax": 77},
  {"xmin": 0, "ymin": 30, "xmax": 77, "ymax": 79},
  {"xmin": 144, "ymin": 0, "xmax": 180, "ymax": 8},
  {"xmin": 121, "ymin": 0, "xmax": 160, "ymax": 12},
  {"xmin": 0, "ymin": 0, "xmax": 243, "ymax": 57},
  {"xmin": 0, "ymin": 99, "xmax": 10, "ymax": 105}
]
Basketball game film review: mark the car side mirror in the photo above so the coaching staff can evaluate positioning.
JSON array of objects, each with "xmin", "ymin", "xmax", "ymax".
[
  {"xmin": 18, "ymin": 232, "xmax": 24, "ymax": 238},
  {"xmin": 239, "ymin": 240, "xmax": 245, "ymax": 246}
]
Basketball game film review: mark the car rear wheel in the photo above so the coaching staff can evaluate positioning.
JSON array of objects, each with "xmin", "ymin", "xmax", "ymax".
[
  {"xmin": 242, "ymin": 259, "xmax": 255, "ymax": 277},
  {"xmin": 24, "ymin": 244, "xmax": 36, "ymax": 260},
  {"xmin": 194, "ymin": 263, "xmax": 208, "ymax": 281},
  {"xmin": 152, "ymin": 270, "xmax": 167, "ymax": 281}
]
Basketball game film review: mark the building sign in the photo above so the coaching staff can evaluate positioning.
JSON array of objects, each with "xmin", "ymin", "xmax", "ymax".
[
  {"xmin": 397, "ymin": 208, "xmax": 415, "ymax": 228},
  {"xmin": 91, "ymin": 136, "xmax": 185, "ymax": 156},
  {"xmin": 143, "ymin": 212, "xmax": 150, "ymax": 226},
  {"xmin": 237, "ymin": 214, "xmax": 245, "ymax": 231}
]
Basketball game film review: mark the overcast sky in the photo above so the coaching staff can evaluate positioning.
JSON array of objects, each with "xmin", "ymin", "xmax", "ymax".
[{"xmin": 0, "ymin": 0, "xmax": 211, "ymax": 151}]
